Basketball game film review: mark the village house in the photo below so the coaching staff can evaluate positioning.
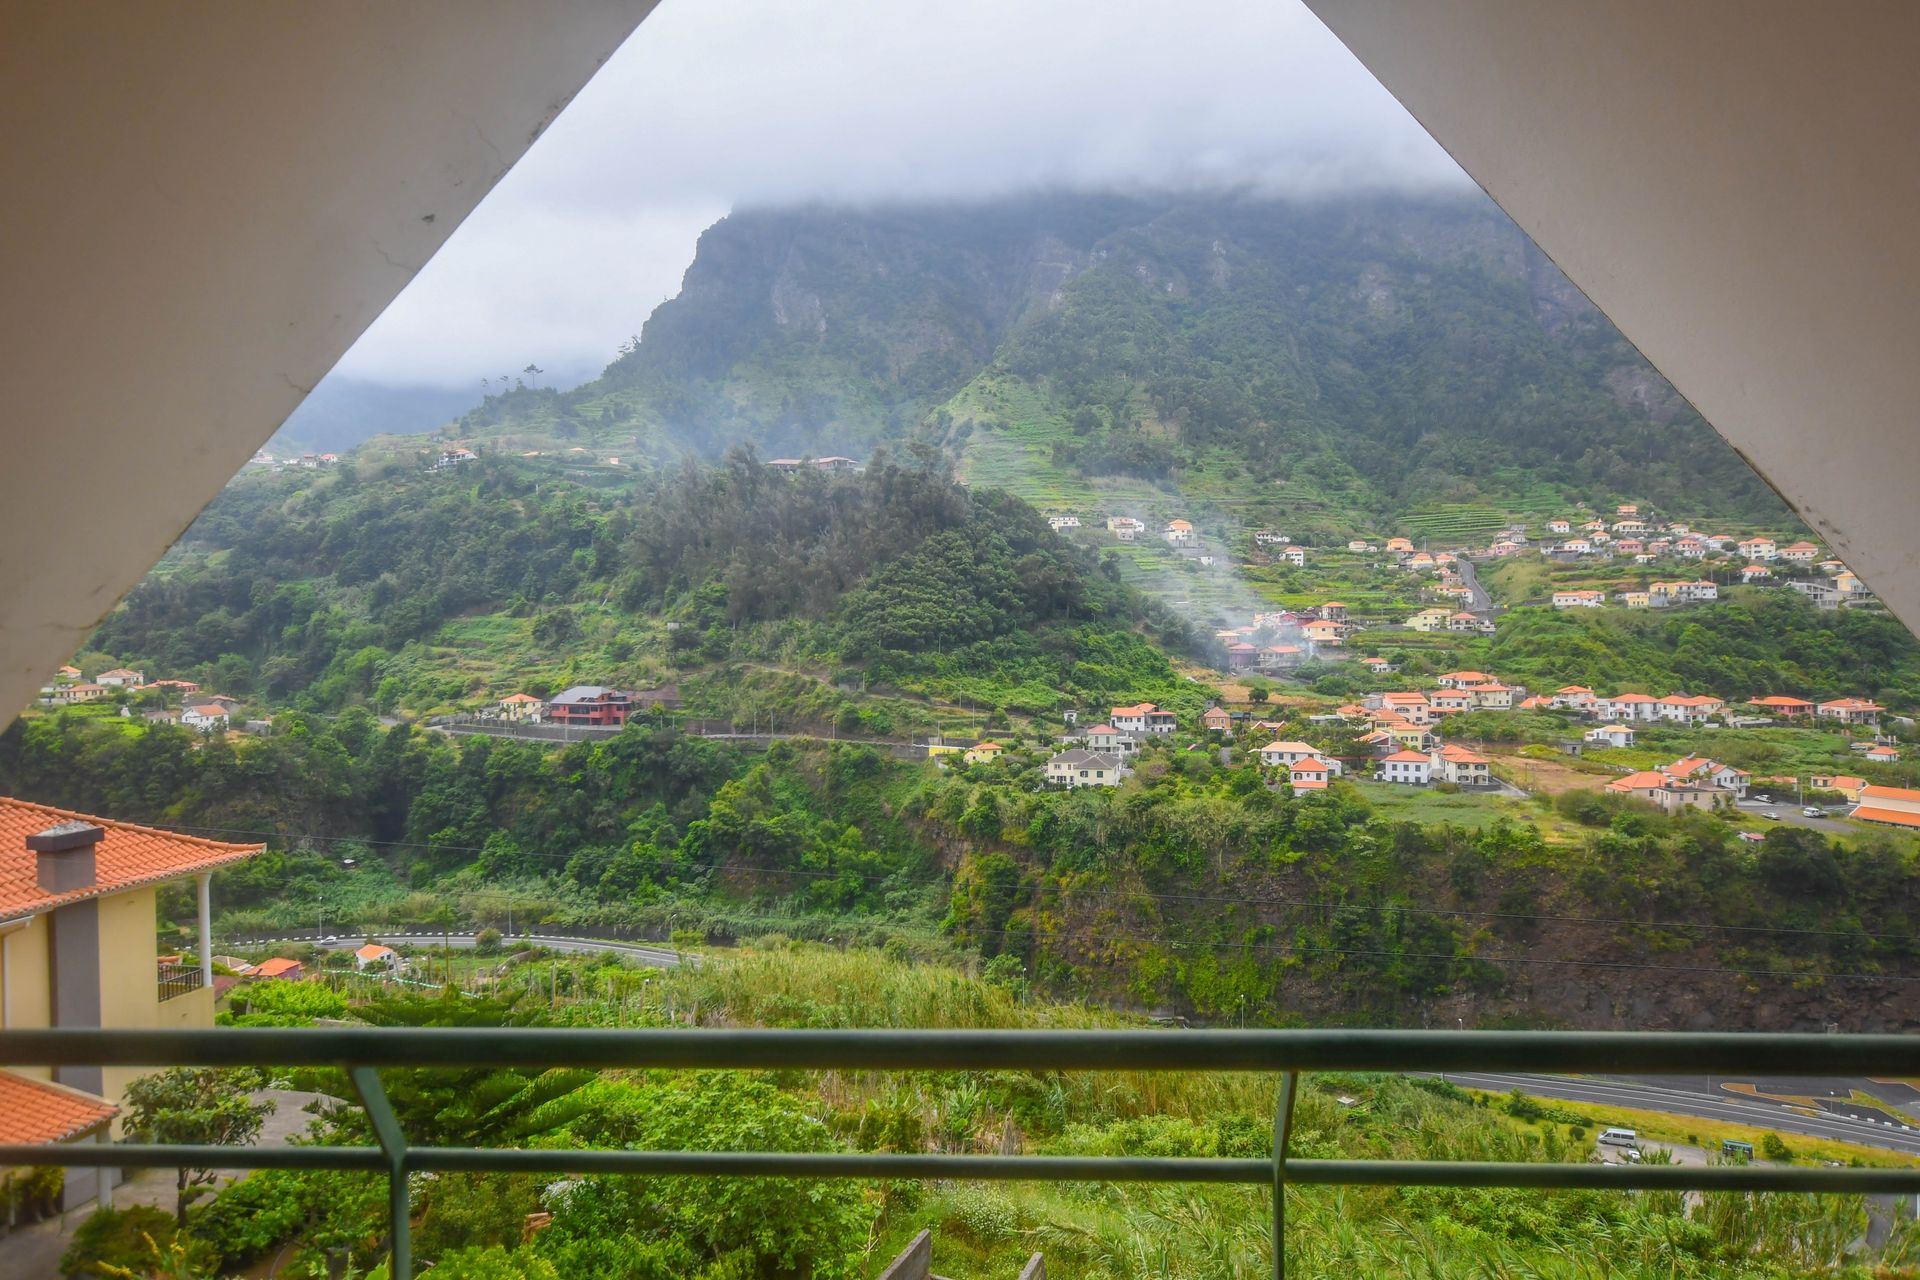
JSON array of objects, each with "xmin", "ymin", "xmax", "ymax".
[
  {"xmin": 1406, "ymin": 607, "xmax": 1451, "ymax": 632},
  {"xmin": 1258, "ymin": 741, "xmax": 1332, "ymax": 770},
  {"xmin": 0, "ymin": 798, "xmax": 262, "ymax": 1205},
  {"xmin": 1621, "ymin": 590, "xmax": 1652, "ymax": 608},
  {"xmin": 1225, "ymin": 641, "xmax": 1260, "ymax": 669},
  {"xmin": 433, "ymin": 446, "xmax": 478, "ymax": 469},
  {"xmin": 1551, "ymin": 589, "xmax": 1606, "ymax": 608},
  {"xmin": 353, "ymin": 943, "xmax": 402, "ymax": 973},
  {"xmin": 1302, "ymin": 619, "xmax": 1345, "ymax": 649},
  {"xmin": 1547, "ymin": 519, "xmax": 1572, "ymax": 535},
  {"xmin": 1431, "ymin": 744, "xmax": 1493, "ymax": 786},
  {"xmin": 496, "ymin": 692, "xmax": 543, "ymax": 723},
  {"xmin": 1282, "ymin": 546, "xmax": 1306, "ymax": 567},
  {"xmin": 1812, "ymin": 774, "xmax": 1869, "ymax": 801},
  {"xmin": 1585, "ymin": 724, "xmax": 1636, "ymax": 747},
  {"xmin": 1463, "ymin": 682, "xmax": 1515, "ymax": 710},
  {"xmin": 1677, "ymin": 580, "xmax": 1719, "ymax": 602},
  {"xmin": 1818, "ymin": 697, "xmax": 1884, "ymax": 726},
  {"xmin": 1849, "ymin": 783, "xmax": 1920, "ymax": 830},
  {"xmin": 1253, "ymin": 530, "xmax": 1290, "ymax": 545},
  {"xmin": 43, "ymin": 682, "xmax": 109, "ymax": 705},
  {"xmin": 1487, "ymin": 540, "xmax": 1522, "ymax": 556},
  {"xmin": 1737, "ymin": 537, "xmax": 1778, "ymax": 560},
  {"xmin": 1257, "ymin": 644, "xmax": 1305, "ymax": 670},
  {"xmin": 1404, "ymin": 550, "xmax": 1437, "ymax": 571},
  {"xmin": 1346, "ymin": 540, "xmax": 1373, "ymax": 552},
  {"xmin": 1663, "ymin": 756, "xmax": 1751, "ymax": 796},
  {"xmin": 1429, "ymin": 690, "xmax": 1474, "ymax": 715},
  {"xmin": 1082, "ymin": 724, "xmax": 1136, "ymax": 756},
  {"xmin": 1740, "ymin": 563, "xmax": 1774, "ymax": 583},
  {"xmin": 1743, "ymin": 695, "xmax": 1812, "ymax": 720},
  {"xmin": 546, "ymin": 685, "xmax": 634, "ymax": 728},
  {"xmin": 1557, "ymin": 539, "xmax": 1593, "ymax": 555},
  {"xmin": 252, "ymin": 957, "xmax": 305, "ymax": 981},
  {"xmin": 1780, "ymin": 541, "xmax": 1821, "ymax": 562},
  {"xmin": 1865, "ymin": 744, "xmax": 1902, "ymax": 764},
  {"xmin": 93, "ymin": 668, "xmax": 144, "ymax": 687},
  {"xmin": 1614, "ymin": 539, "xmax": 1645, "ymax": 557},
  {"xmin": 1164, "ymin": 519, "xmax": 1196, "ymax": 545},
  {"xmin": 1046, "ymin": 515, "xmax": 1081, "ymax": 530},
  {"xmin": 1674, "ymin": 537, "xmax": 1707, "ymax": 559},
  {"xmin": 1617, "ymin": 504, "xmax": 1639, "ymax": 516},
  {"xmin": 1437, "ymin": 670, "xmax": 1494, "ymax": 689},
  {"xmin": 1376, "ymin": 750, "xmax": 1433, "ymax": 785},
  {"xmin": 1605, "ymin": 770, "xmax": 1728, "ymax": 813},
  {"xmin": 56, "ymin": 664, "xmax": 81, "ymax": 682},
  {"xmin": 1379, "ymin": 692, "xmax": 1434, "ymax": 724},
  {"xmin": 962, "ymin": 741, "xmax": 1005, "ymax": 765},
  {"xmin": 1655, "ymin": 694, "xmax": 1725, "ymax": 725},
  {"xmin": 1288, "ymin": 759, "xmax": 1332, "ymax": 791},
  {"xmin": 1107, "ymin": 516, "xmax": 1145, "ymax": 540},
  {"xmin": 1360, "ymin": 656, "xmax": 1397, "ymax": 675},
  {"xmin": 1597, "ymin": 692, "xmax": 1661, "ymax": 722},
  {"xmin": 1447, "ymin": 611, "xmax": 1493, "ymax": 633},
  {"xmin": 1385, "ymin": 536, "xmax": 1415, "ymax": 553},
  {"xmin": 1045, "ymin": 749, "xmax": 1127, "ymax": 789},
  {"xmin": 180, "ymin": 703, "xmax": 229, "ymax": 732},
  {"xmin": 1552, "ymin": 685, "xmax": 1598, "ymax": 711},
  {"xmin": 1200, "ymin": 704, "xmax": 1233, "ymax": 734}
]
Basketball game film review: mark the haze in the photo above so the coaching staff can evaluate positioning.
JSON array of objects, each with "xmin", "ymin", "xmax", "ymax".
[{"xmin": 330, "ymin": 0, "xmax": 1465, "ymax": 392}]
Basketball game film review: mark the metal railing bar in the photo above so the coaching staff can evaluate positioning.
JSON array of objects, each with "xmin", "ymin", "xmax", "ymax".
[
  {"xmin": 7, "ymin": 1027, "xmax": 1920, "ymax": 1075},
  {"xmin": 4, "ymin": 1145, "xmax": 1918, "ymax": 1195},
  {"xmin": 349, "ymin": 1067, "xmax": 413, "ymax": 1280},
  {"xmin": 1273, "ymin": 1071, "xmax": 1298, "ymax": 1280}
]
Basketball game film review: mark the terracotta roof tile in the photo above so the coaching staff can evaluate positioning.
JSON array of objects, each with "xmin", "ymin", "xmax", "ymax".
[
  {"xmin": 0, "ymin": 1071, "xmax": 117, "ymax": 1144},
  {"xmin": 0, "ymin": 796, "xmax": 262, "ymax": 923}
]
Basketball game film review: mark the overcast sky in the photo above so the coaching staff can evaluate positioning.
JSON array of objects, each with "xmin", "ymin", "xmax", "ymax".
[{"xmin": 332, "ymin": 0, "xmax": 1466, "ymax": 390}]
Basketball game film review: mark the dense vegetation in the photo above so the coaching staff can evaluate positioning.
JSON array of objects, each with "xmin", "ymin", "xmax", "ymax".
[
  {"xmin": 84, "ymin": 450, "xmax": 1193, "ymax": 718},
  {"xmin": 1482, "ymin": 596, "xmax": 1920, "ymax": 703},
  {"xmin": 7, "ymin": 710, "xmax": 1918, "ymax": 1031},
  {"xmin": 66, "ymin": 947, "xmax": 1920, "ymax": 1279},
  {"xmin": 458, "ymin": 192, "xmax": 1801, "ymax": 530}
]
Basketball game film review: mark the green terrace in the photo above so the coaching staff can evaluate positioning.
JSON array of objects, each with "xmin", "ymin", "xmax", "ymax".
[{"xmin": 8, "ymin": 1027, "xmax": 1920, "ymax": 1279}]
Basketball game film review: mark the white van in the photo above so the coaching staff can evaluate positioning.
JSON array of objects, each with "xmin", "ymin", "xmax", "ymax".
[{"xmin": 1597, "ymin": 1127, "xmax": 1639, "ymax": 1148}]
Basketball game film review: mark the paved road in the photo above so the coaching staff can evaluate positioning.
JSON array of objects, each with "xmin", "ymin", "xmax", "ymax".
[
  {"xmin": 1436, "ymin": 1071, "xmax": 1920, "ymax": 1156},
  {"xmin": 1731, "ymin": 798, "xmax": 1855, "ymax": 835},
  {"xmin": 237, "ymin": 931, "xmax": 689, "ymax": 969},
  {"xmin": 1453, "ymin": 556, "xmax": 1495, "ymax": 614}
]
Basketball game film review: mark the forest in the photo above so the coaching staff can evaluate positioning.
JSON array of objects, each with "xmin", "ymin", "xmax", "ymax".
[{"xmin": 5, "ymin": 707, "xmax": 1916, "ymax": 1032}]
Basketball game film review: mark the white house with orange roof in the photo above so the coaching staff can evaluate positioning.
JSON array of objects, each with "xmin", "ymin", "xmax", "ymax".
[
  {"xmin": 1737, "ymin": 537, "xmax": 1778, "ymax": 560},
  {"xmin": 1163, "ymin": 519, "xmax": 1195, "ymax": 546},
  {"xmin": 1258, "ymin": 741, "xmax": 1326, "ymax": 769},
  {"xmin": 1655, "ymin": 694, "xmax": 1725, "ymax": 725},
  {"xmin": 1436, "ymin": 670, "xmax": 1492, "ymax": 689},
  {"xmin": 1376, "ymin": 750, "xmax": 1433, "ymax": 785},
  {"xmin": 1741, "ymin": 563, "xmax": 1774, "ymax": 583},
  {"xmin": 1430, "ymin": 744, "xmax": 1493, "ymax": 786},
  {"xmin": 1597, "ymin": 692, "xmax": 1661, "ymax": 722},
  {"xmin": 1288, "ymin": 759, "xmax": 1332, "ymax": 791},
  {"xmin": 496, "ymin": 692, "xmax": 544, "ymax": 723},
  {"xmin": 1385, "ymin": 537, "xmax": 1415, "ymax": 553},
  {"xmin": 1865, "ymin": 744, "xmax": 1902, "ymax": 764},
  {"xmin": 1463, "ymin": 682, "xmax": 1514, "ymax": 710},
  {"xmin": 1281, "ymin": 546, "xmax": 1306, "ymax": 567},
  {"xmin": 1083, "ymin": 724, "xmax": 1135, "ymax": 755},
  {"xmin": 1551, "ymin": 589, "xmax": 1606, "ymax": 608},
  {"xmin": 1605, "ymin": 770, "xmax": 1728, "ymax": 813},
  {"xmin": 963, "ymin": 741, "xmax": 1006, "ymax": 765},
  {"xmin": 1818, "ymin": 697, "xmax": 1884, "ymax": 726},
  {"xmin": 1748, "ymin": 695, "xmax": 1814, "ymax": 718},
  {"xmin": 93, "ymin": 667, "xmax": 145, "ymax": 687},
  {"xmin": 1585, "ymin": 724, "xmax": 1635, "ymax": 747},
  {"xmin": 354, "ymin": 942, "xmax": 402, "ymax": 972},
  {"xmin": 1551, "ymin": 685, "xmax": 1598, "ymax": 711},
  {"xmin": 1780, "ymin": 541, "xmax": 1821, "ymax": 562}
]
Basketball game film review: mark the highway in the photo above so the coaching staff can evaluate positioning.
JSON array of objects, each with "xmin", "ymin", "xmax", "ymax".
[{"xmin": 1436, "ymin": 1071, "xmax": 1920, "ymax": 1156}]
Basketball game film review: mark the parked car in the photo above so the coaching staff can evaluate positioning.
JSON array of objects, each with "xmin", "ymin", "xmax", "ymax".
[
  {"xmin": 1598, "ymin": 1128, "xmax": 1639, "ymax": 1148},
  {"xmin": 1803, "ymin": 806, "xmax": 1823, "ymax": 817},
  {"xmin": 1763, "ymin": 810, "xmax": 1782, "ymax": 820}
]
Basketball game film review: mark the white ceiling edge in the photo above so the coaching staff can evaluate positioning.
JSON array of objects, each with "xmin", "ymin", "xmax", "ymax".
[
  {"xmin": 0, "ymin": 2, "xmax": 659, "ymax": 719},
  {"xmin": 1306, "ymin": 0, "xmax": 1920, "ymax": 638}
]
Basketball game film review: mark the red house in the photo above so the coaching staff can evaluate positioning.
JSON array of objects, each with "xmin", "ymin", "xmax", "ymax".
[{"xmin": 547, "ymin": 685, "xmax": 633, "ymax": 727}]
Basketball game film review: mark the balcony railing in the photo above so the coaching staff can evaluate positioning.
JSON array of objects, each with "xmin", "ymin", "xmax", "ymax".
[
  {"xmin": 3, "ymin": 1028, "xmax": 1919, "ymax": 1279},
  {"xmin": 155, "ymin": 962, "xmax": 204, "ymax": 1002}
]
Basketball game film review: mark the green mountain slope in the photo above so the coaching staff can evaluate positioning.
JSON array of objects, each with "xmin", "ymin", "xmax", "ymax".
[{"xmin": 458, "ymin": 191, "xmax": 1796, "ymax": 536}]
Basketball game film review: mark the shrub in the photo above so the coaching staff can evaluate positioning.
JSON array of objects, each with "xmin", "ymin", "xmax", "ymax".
[
  {"xmin": 474, "ymin": 927, "xmax": 503, "ymax": 955},
  {"xmin": 60, "ymin": 1205, "xmax": 194, "ymax": 1278},
  {"xmin": 1761, "ymin": 1132, "xmax": 1792, "ymax": 1161}
]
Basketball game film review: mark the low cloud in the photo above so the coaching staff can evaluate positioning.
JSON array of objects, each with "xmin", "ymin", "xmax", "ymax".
[{"xmin": 334, "ymin": 0, "xmax": 1464, "ymax": 387}]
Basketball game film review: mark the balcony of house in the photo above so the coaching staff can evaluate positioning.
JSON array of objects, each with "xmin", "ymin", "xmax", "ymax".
[{"xmin": 155, "ymin": 959, "xmax": 205, "ymax": 1003}]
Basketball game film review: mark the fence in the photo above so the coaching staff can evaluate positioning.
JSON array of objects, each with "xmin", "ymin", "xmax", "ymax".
[
  {"xmin": 4, "ymin": 1028, "xmax": 1920, "ymax": 1279},
  {"xmin": 154, "ymin": 963, "xmax": 203, "ymax": 1002}
]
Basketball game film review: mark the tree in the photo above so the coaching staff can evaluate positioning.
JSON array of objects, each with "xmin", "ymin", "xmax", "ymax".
[{"xmin": 122, "ymin": 1068, "xmax": 274, "ymax": 1225}]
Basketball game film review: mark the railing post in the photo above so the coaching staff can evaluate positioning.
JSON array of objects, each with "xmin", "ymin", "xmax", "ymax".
[
  {"xmin": 1273, "ymin": 1071, "xmax": 1298, "ymax": 1280},
  {"xmin": 350, "ymin": 1067, "xmax": 412, "ymax": 1280}
]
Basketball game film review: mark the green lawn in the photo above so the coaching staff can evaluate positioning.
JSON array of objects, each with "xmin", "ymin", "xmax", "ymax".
[{"xmin": 1348, "ymin": 779, "xmax": 1522, "ymax": 828}]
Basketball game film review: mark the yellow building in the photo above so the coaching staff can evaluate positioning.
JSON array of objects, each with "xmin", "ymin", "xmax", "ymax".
[
  {"xmin": 962, "ymin": 741, "xmax": 1005, "ymax": 765},
  {"xmin": 1406, "ymin": 607, "xmax": 1451, "ymax": 632},
  {"xmin": 0, "ymin": 796, "xmax": 262, "ymax": 1187}
]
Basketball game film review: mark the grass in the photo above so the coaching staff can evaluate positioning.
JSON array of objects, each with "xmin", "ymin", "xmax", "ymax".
[{"xmin": 1347, "ymin": 780, "xmax": 1525, "ymax": 829}]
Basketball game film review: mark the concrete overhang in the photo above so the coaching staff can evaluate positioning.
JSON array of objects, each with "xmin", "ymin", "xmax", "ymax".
[
  {"xmin": 0, "ymin": 3, "xmax": 657, "ymax": 718},
  {"xmin": 1306, "ymin": 0, "xmax": 1920, "ymax": 632}
]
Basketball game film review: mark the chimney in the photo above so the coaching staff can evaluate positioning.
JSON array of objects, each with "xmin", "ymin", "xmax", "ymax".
[{"xmin": 29, "ymin": 821, "xmax": 103, "ymax": 893}]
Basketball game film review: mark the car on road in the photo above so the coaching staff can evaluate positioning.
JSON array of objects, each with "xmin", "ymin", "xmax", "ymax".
[
  {"xmin": 1803, "ymin": 806, "xmax": 1824, "ymax": 817},
  {"xmin": 1763, "ymin": 810, "xmax": 1782, "ymax": 820},
  {"xmin": 1598, "ymin": 1127, "xmax": 1639, "ymax": 1148}
]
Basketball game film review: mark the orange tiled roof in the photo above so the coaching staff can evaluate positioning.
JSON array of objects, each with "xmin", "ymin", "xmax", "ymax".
[
  {"xmin": 0, "ymin": 1070, "xmax": 117, "ymax": 1144},
  {"xmin": 0, "ymin": 797, "xmax": 262, "ymax": 923},
  {"xmin": 1607, "ymin": 771, "xmax": 1674, "ymax": 791},
  {"xmin": 1851, "ymin": 805, "xmax": 1920, "ymax": 829},
  {"xmin": 253, "ymin": 957, "xmax": 303, "ymax": 978},
  {"xmin": 356, "ymin": 943, "xmax": 395, "ymax": 960},
  {"xmin": 1860, "ymin": 784, "xmax": 1920, "ymax": 804}
]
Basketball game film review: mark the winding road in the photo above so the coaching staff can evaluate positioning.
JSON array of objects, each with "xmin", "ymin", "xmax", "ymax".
[{"xmin": 1436, "ymin": 1070, "xmax": 1920, "ymax": 1156}]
